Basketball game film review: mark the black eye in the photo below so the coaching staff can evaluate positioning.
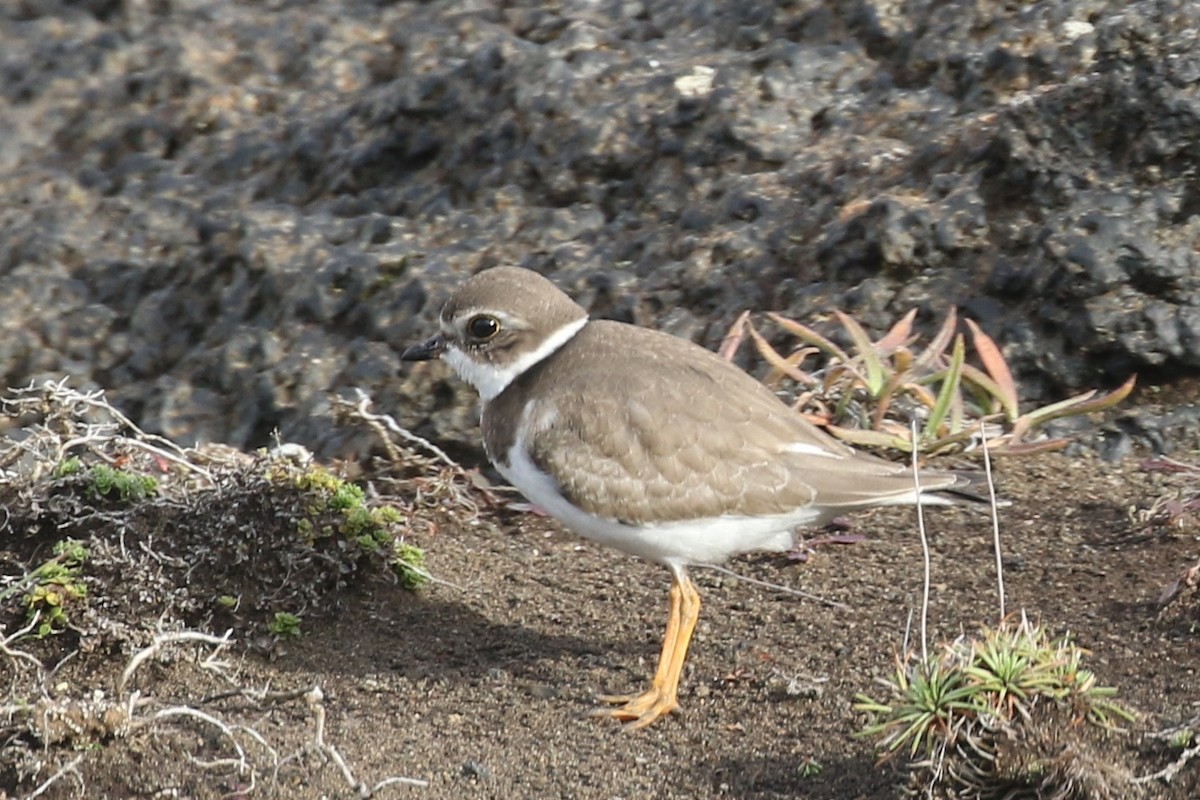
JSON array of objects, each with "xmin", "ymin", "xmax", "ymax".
[{"xmin": 467, "ymin": 315, "xmax": 500, "ymax": 340}]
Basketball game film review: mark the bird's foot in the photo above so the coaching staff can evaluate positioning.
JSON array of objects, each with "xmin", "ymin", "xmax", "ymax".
[{"xmin": 592, "ymin": 688, "xmax": 679, "ymax": 730}]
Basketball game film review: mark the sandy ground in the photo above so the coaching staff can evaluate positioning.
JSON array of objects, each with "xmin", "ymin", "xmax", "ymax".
[{"xmin": 8, "ymin": 451, "xmax": 1197, "ymax": 799}]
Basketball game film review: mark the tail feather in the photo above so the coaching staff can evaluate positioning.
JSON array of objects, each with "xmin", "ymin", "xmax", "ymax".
[{"xmin": 924, "ymin": 470, "xmax": 1006, "ymax": 508}]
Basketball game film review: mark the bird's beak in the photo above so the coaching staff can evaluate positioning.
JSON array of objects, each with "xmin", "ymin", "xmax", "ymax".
[{"xmin": 401, "ymin": 334, "xmax": 446, "ymax": 362}]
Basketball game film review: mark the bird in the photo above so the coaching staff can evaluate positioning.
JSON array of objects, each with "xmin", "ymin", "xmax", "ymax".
[{"xmin": 401, "ymin": 266, "xmax": 985, "ymax": 729}]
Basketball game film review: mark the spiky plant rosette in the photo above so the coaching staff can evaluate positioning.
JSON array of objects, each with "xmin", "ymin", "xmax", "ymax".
[{"xmin": 855, "ymin": 615, "xmax": 1135, "ymax": 799}]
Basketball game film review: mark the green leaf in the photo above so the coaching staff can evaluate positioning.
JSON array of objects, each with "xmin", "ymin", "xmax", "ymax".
[
  {"xmin": 834, "ymin": 310, "xmax": 886, "ymax": 396},
  {"xmin": 923, "ymin": 334, "xmax": 965, "ymax": 445}
]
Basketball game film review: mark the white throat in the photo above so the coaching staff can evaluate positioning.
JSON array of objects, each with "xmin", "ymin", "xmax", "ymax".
[{"xmin": 444, "ymin": 315, "xmax": 588, "ymax": 402}]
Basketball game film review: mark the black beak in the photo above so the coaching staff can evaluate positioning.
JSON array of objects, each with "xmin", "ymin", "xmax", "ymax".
[{"xmin": 401, "ymin": 334, "xmax": 446, "ymax": 362}]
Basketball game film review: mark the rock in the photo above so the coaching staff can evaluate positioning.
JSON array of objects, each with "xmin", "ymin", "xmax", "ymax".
[{"xmin": 1, "ymin": 0, "xmax": 1198, "ymax": 457}]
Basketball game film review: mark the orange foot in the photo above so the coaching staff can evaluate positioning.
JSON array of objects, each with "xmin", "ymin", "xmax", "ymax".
[{"xmin": 593, "ymin": 688, "xmax": 680, "ymax": 730}]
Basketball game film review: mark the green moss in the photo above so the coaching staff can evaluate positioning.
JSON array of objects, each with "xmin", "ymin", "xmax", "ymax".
[
  {"xmin": 273, "ymin": 464, "xmax": 426, "ymax": 590},
  {"xmin": 86, "ymin": 465, "xmax": 158, "ymax": 503},
  {"xmin": 53, "ymin": 457, "xmax": 83, "ymax": 478}
]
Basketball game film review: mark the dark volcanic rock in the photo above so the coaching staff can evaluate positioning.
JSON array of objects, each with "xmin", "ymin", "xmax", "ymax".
[{"xmin": 1, "ymin": 0, "xmax": 1198, "ymax": 456}]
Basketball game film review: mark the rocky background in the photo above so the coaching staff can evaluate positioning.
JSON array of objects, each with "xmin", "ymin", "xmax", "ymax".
[{"xmin": 2, "ymin": 0, "xmax": 1198, "ymax": 461}]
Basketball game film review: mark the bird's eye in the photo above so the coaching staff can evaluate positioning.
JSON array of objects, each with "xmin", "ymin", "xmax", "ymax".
[{"xmin": 467, "ymin": 315, "xmax": 500, "ymax": 341}]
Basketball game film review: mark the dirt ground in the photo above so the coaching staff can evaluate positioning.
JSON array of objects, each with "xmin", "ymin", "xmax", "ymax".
[{"xmin": 5, "ymin": 445, "xmax": 1199, "ymax": 800}]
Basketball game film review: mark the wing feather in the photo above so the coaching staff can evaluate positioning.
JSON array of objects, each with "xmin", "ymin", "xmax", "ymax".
[{"xmin": 490, "ymin": 319, "xmax": 968, "ymax": 527}]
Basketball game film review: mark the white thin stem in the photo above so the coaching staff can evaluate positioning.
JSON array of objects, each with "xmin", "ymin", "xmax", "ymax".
[
  {"xmin": 146, "ymin": 706, "xmax": 248, "ymax": 772},
  {"xmin": 902, "ymin": 606, "xmax": 914, "ymax": 656},
  {"xmin": 351, "ymin": 389, "xmax": 462, "ymax": 470},
  {"xmin": 911, "ymin": 422, "xmax": 930, "ymax": 663},
  {"xmin": 698, "ymin": 563, "xmax": 849, "ymax": 610},
  {"xmin": 304, "ymin": 685, "xmax": 427, "ymax": 796},
  {"xmin": 120, "ymin": 629, "xmax": 234, "ymax": 695},
  {"xmin": 307, "ymin": 687, "xmax": 365, "ymax": 796},
  {"xmin": 1132, "ymin": 740, "xmax": 1200, "ymax": 784},
  {"xmin": 398, "ymin": 562, "xmax": 466, "ymax": 592},
  {"xmin": 981, "ymin": 428, "xmax": 1005, "ymax": 619},
  {"xmin": 26, "ymin": 753, "xmax": 87, "ymax": 798},
  {"xmin": 372, "ymin": 775, "xmax": 432, "ymax": 791}
]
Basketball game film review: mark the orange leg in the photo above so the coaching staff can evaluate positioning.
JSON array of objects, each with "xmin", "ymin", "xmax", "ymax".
[{"xmin": 595, "ymin": 565, "xmax": 701, "ymax": 729}]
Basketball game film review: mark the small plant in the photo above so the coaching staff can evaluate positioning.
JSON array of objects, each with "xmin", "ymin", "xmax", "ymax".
[
  {"xmin": 728, "ymin": 308, "xmax": 1134, "ymax": 456},
  {"xmin": 86, "ymin": 464, "xmax": 158, "ymax": 503},
  {"xmin": 1168, "ymin": 728, "xmax": 1194, "ymax": 749},
  {"xmin": 268, "ymin": 611, "xmax": 302, "ymax": 638},
  {"xmin": 798, "ymin": 758, "xmax": 823, "ymax": 778},
  {"xmin": 53, "ymin": 457, "xmax": 83, "ymax": 477},
  {"xmin": 391, "ymin": 542, "xmax": 429, "ymax": 590},
  {"xmin": 327, "ymin": 480, "xmax": 366, "ymax": 511},
  {"xmin": 1136, "ymin": 456, "xmax": 1200, "ymax": 532},
  {"xmin": 344, "ymin": 504, "xmax": 404, "ymax": 552},
  {"xmin": 22, "ymin": 539, "xmax": 89, "ymax": 637},
  {"xmin": 855, "ymin": 615, "xmax": 1133, "ymax": 797},
  {"xmin": 270, "ymin": 463, "xmax": 427, "ymax": 590}
]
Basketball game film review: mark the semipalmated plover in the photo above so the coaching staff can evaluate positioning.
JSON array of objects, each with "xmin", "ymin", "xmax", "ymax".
[{"xmin": 403, "ymin": 266, "xmax": 984, "ymax": 729}]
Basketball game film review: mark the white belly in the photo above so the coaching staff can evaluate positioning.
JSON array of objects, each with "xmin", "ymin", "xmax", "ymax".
[{"xmin": 497, "ymin": 445, "xmax": 818, "ymax": 567}]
